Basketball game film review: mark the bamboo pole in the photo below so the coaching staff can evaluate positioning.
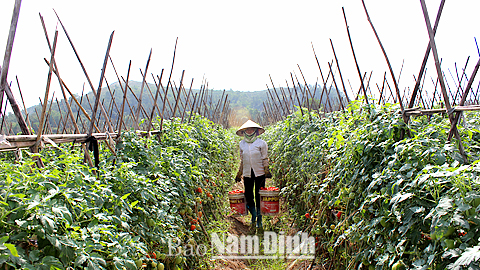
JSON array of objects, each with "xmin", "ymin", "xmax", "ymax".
[
  {"xmin": 280, "ymin": 86, "xmax": 292, "ymax": 113},
  {"xmin": 62, "ymin": 96, "xmax": 76, "ymax": 134},
  {"xmin": 33, "ymin": 30, "xmax": 58, "ymax": 159},
  {"xmin": 314, "ymin": 54, "xmax": 332, "ymax": 110},
  {"xmin": 267, "ymin": 77, "xmax": 287, "ymax": 116},
  {"xmin": 266, "ymin": 87, "xmax": 283, "ymax": 119},
  {"xmin": 108, "ymin": 55, "xmax": 130, "ymax": 132},
  {"xmin": 121, "ymin": 79, "xmax": 149, "ymax": 122},
  {"xmin": 361, "ymin": 0, "xmax": 405, "ymax": 119},
  {"xmin": 172, "ymin": 70, "xmax": 185, "ymax": 119},
  {"xmin": 152, "ymin": 73, "xmax": 173, "ymax": 117},
  {"xmin": 43, "ymin": 58, "xmax": 96, "ymax": 131},
  {"xmin": 88, "ymin": 31, "xmax": 114, "ymax": 136},
  {"xmin": 211, "ymin": 88, "xmax": 224, "ymax": 122},
  {"xmin": 159, "ymin": 38, "xmax": 178, "ymax": 133},
  {"xmin": 181, "ymin": 78, "xmax": 194, "ymax": 123},
  {"xmin": 157, "ymin": 74, "xmax": 174, "ymax": 118},
  {"xmin": 452, "ymin": 58, "xmax": 470, "ymax": 105},
  {"xmin": 219, "ymin": 93, "xmax": 229, "ymax": 126},
  {"xmin": 0, "ymin": 94, "xmax": 7, "ymax": 134},
  {"xmin": 39, "ymin": 14, "xmax": 81, "ymax": 137},
  {"xmin": 104, "ymin": 78, "xmax": 124, "ymax": 129},
  {"xmin": 319, "ymin": 61, "xmax": 334, "ymax": 112},
  {"xmin": 0, "ymin": 0, "xmax": 21, "ymax": 115},
  {"xmin": 419, "ymin": 0, "xmax": 466, "ymax": 161},
  {"xmin": 328, "ymin": 61, "xmax": 345, "ymax": 111},
  {"xmin": 188, "ymin": 93, "xmax": 198, "ymax": 123},
  {"xmin": 409, "ymin": 0, "xmax": 445, "ymax": 108},
  {"xmin": 54, "ymin": 11, "xmax": 115, "ymax": 134},
  {"xmin": 55, "ymin": 98, "xmax": 64, "ymax": 134},
  {"xmin": 430, "ymin": 77, "xmax": 439, "ymax": 108},
  {"xmin": 447, "ymin": 56, "xmax": 480, "ymax": 140},
  {"xmin": 134, "ymin": 49, "xmax": 152, "ymax": 129},
  {"xmin": 146, "ymin": 69, "xmax": 165, "ymax": 132},
  {"xmin": 15, "ymin": 76, "xmax": 32, "ymax": 132},
  {"xmin": 342, "ymin": 7, "xmax": 368, "ymax": 104},
  {"xmin": 296, "ymin": 65, "xmax": 314, "ymax": 117},
  {"xmin": 285, "ymin": 80, "xmax": 296, "ymax": 112},
  {"xmin": 43, "ymin": 94, "xmax": 55, "ymax": 135},
  {"xmin": 2, "ymin": 83, "xmax": 29, "ymax": 135},
  {"xmin": 329, "ymin": 39, "xmax": 350, "ymax": 103},
  {"xmin": 140, "ymin": 71, "xmax": 162, "ymax": 117},
  {"xmin": 378, "ymin": 72, "xmax": 387, "ymax": 105},
  {"xmin": 290, "ymin": 72, "xmax": 304, "ymax": 116},
  {"xmin": 116, "ymin": 61, "xmax": 131, "ymax": 142}
]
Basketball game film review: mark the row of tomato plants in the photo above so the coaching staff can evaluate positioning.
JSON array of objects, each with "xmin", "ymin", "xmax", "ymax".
[
  {"xmin": 0, "ymin": 116, "xmax": 236, "ymax": 270},
  {"xmin": 264, "ymin": 101, "xmax": 480, "ymax": 269}
]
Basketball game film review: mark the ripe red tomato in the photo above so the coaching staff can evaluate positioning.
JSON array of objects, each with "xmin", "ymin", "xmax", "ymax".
[
  {"xmin": 305, "ymin": 213, "xmax": 311, "ymax": 219},
  {"xmin": 191, "ymin": 225, "xmax": 196, "ymax": 230}
]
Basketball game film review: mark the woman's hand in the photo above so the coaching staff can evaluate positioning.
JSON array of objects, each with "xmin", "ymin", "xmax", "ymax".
[{"xmin": 265, "ymin": 165, "xmax": 272, "ymax": 178}]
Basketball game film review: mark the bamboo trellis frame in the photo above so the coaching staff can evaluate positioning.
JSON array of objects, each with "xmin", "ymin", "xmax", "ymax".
[
  {"xmin": 1, "ymin": 2, "xmax": 480, "ymax": 168},
  {"xmin": 0, "ymin": 6, "xmax": 233, "ymax": 166}
]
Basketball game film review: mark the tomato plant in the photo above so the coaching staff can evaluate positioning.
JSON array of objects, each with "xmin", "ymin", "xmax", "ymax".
[
  {"xmin": 265, "ymin": 101, "xmax": 480, "ymax": 269},
  {"xmin": 0, "ymin": 116, "xmax": 236, "ymax": 269}
]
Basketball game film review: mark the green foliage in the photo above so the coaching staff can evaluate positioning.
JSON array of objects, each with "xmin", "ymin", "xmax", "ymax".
[
  {"xmin": 0, "ymin": 116, "xmax": 236, "ymax": 269},
  {"xmin": 265, "ymin": 101, "xmax": 480, "ymax": 269}
]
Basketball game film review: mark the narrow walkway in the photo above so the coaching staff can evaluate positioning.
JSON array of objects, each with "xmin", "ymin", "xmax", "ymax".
[{"xmin": 213, "ymin": 182, "xmax": 325, "ymax": 270}]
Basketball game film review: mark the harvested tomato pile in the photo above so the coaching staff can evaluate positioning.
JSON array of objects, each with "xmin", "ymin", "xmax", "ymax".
[
  {"xmin": 228, "ymin": 189, "xmax": 245, "ymax": 194},
  {"xmin": 260, "ymin": 186, "xmax": 279, "ymax": 191}
]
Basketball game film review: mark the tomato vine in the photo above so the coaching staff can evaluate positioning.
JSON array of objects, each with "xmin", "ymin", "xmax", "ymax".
[{"xmin": 265, "ymin": 101, "xmax": 480, "ymax": 269}]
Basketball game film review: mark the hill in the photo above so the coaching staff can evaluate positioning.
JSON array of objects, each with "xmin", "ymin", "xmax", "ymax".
[{"xmin": 1, "ymin": 81, "xmax": 346, "ymax": 134}]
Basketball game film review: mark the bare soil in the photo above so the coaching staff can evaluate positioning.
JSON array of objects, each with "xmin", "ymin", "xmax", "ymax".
[{"xmin": 212, "ymin": 181, "xmax": 326, "ymax": 270}]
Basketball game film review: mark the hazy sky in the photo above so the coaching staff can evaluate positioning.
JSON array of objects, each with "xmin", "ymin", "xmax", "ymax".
[{"xmin": 0, "ymin": 0, "xmax": 479, "ymax": 109}]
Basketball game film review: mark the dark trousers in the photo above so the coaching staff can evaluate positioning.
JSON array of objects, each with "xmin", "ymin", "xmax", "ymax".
[{"xmin": 244, "ymin": 169, "xmax": 266, "ymax": 212}]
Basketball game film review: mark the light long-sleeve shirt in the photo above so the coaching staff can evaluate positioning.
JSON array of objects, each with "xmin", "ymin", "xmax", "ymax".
[{"xmin": 239, "ymin": 138, "xmax": 268, "ymax": 178}]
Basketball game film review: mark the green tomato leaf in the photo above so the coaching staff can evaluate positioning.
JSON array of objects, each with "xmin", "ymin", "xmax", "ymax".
[
  {"xmin": 121, "ymin": 193, "xmax": 131, "ymax": 200},
  {"xmin": 4, "ymin": 243, "xmax": 19, "ymax": 257}
]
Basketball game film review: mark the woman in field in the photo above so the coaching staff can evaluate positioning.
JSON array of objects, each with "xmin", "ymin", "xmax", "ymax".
[{"xmin": 235, "ymin": 120, "xmax": 271, "ymax": 231}]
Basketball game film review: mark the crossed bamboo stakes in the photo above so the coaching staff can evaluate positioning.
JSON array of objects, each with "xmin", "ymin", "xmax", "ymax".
[
  {"xmin": 259, "ymin": 0, "xmax": 479, "ymax": 163},
  {"xmin": 0, "ymin": 2, "xmax": 232, "ymax": 168},
  {"xmin": 1, "ymin": 0, "xmax": 480, "ymax": 166}
]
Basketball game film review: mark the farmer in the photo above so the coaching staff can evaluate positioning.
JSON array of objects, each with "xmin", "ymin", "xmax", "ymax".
[{"xmin": 235, "ymin": 120, "xmax": 271, "ymax": 231}]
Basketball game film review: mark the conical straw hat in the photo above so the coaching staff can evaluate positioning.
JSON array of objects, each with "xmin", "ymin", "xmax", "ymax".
[{"xmin": 236, "ymin": 120, "xmax": 265, "ymax": 136}]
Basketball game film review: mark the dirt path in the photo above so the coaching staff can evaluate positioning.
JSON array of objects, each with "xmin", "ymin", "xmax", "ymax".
[
  {"xmin": 213, "ymin": 215, "xmax": 252, "ymax": 270},
  {"xmin": 213, "ymin": 181, "xmax": 253, "ymax": 270},
  {"xmin": 213, "ymin": 182, "xmax": 324, "ymax": 270}
]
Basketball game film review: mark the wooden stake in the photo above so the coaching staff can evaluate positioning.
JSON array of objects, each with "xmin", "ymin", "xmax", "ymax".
[
  {"xmin": 181, "ymin": 78, "xmax": 194, "ymax": 123},
  {"xmin": 15, "ymin": 76, "xmax": 32, "ymax": 132},
  {"xmin": 0, "ymin": 0, "xmax": 22, "ymax": 114},
  {"xmin": 159, "ymin": 38, "xmax": 178, "ymax": 133},
  {"xmin": 361, "ymin": 0, "xmax": 405, "ymax": 118},
  {"xmin": 33, "ymin": 30, "xmax": 58, "ymax": 158},
  {"xmin": 290, "ymin": 72, "xmax": 304, "ymax": 116},
  {"xmin": 420, "ymin": 0, "xmax": 467, "ymax": 161},
  {"xmin": 88, "ymin": 31, "xmax": 114, "ymax": 136},
  {"xmin": 329, "ymin": 39, "xmax": 350, "ymax": 103},
  {"xmin": 146, "ymin": 69, "xmax": 165, "ymax": 131},
  {"xmin": 39, "ymin": 13, "xmax": 81, "ymax": 136},
  {"xmin": 342, "ymin": 7, "xmax": 368, "ymax": 104},
  {"xmin": 54, "ymin": 11, "xmax": 115, "ymax": 134},
  {"xmin": 409, "ymin": 0, "xmax": 445, "ymax": 108},
  {"xmin": 134, "ymin": 49, "xmax": 152, "ymax": 129},
  {"xmin": 447, "ymin": 56, "xmax": 480, "ymax": 140},
  {"xmin": 116, "ymin": 61, "xmax": 131, "ymax": 142}
]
